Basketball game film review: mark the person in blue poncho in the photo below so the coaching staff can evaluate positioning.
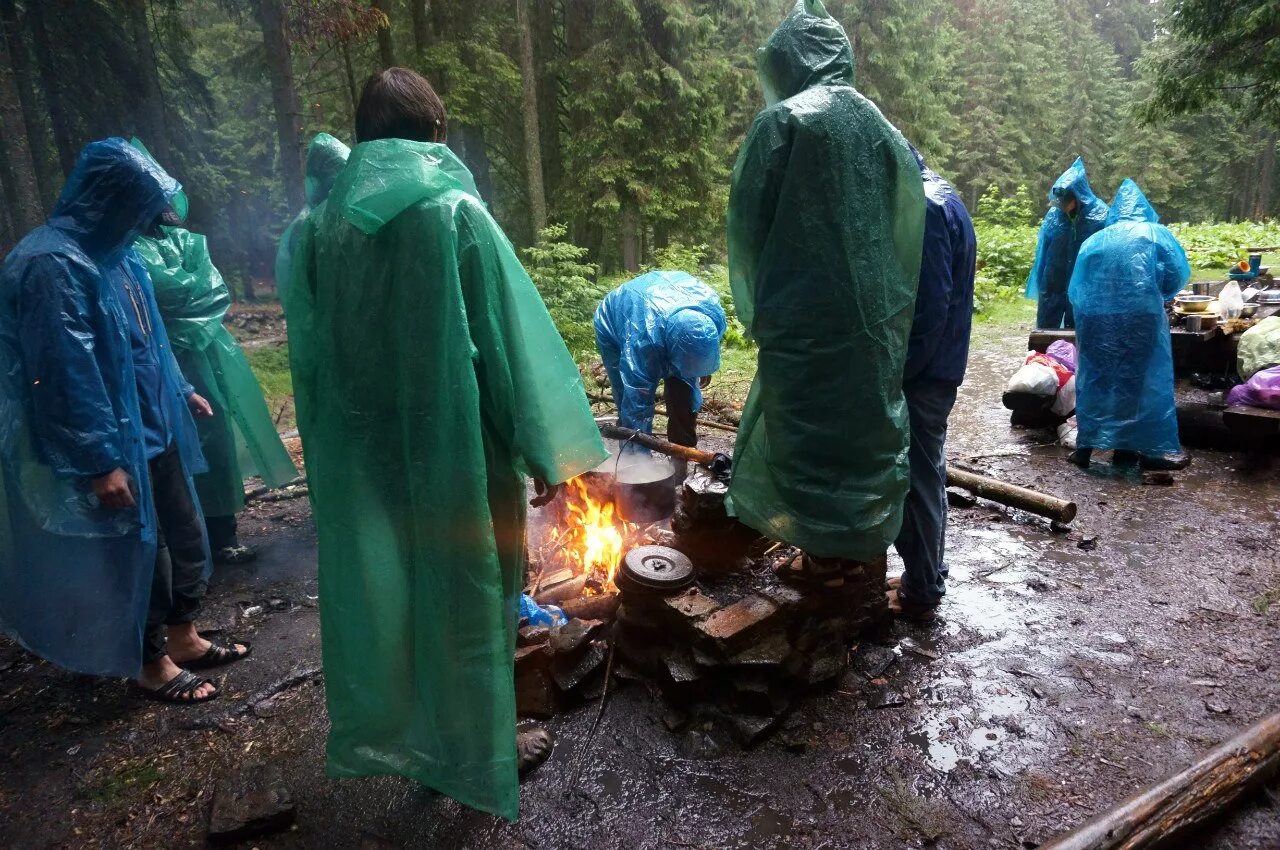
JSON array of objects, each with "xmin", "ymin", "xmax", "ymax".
[
  {"xmin": 1025, "ymin": 157, "xmax": 1109, "ymax": 329},
  {"xmin": 0, "ymin": 139, "xmax": 249, "ymax": 704},
  {"xmin": 888, "ymin": 148, "xmax": 976, "ymax": 621},
  {"xmin": 1067, "ymin": 179, "xmax": 1191, "ymax": 471},
  {"xmin": 594, "ymin": 270, "xmax": 727, "ymax": 451}
]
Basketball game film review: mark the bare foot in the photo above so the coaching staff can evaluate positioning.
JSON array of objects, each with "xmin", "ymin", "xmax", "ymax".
[
  {"xmin": 886, "ymin": 588, "xmax": 938, "ymax": 622},
  {"xmin": 137, "ymin": 655, "xmax": 217, "ymax": 701},
  {"xmin": 886, "ymin": 575, "xmax": 902, "ymax": 590},
  {"xmin": 166, "ymin": 623, "xmax": 247, "ymax": 665}
]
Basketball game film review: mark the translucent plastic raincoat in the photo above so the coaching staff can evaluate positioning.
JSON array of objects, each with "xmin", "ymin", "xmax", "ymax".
[
  {"xmin": 135, "ymin": 227, "xmax": 297, "ymax": 517},
  {"xmin": 1069, "ymin": 180, "xmax": 1190, "ymax": 456},
  {"xmin": 593, "ymin": 270, "xmax": 727, "ymax": 433},
  {"xmin": 275, "ymin": 133, "xmax": 351, "ymax": 313},
  {"xmin": 286, "ymin": 138, "xmax": 607, "ymax": 819},
  {"xmin": 1025, "ymin": 157, "xmax": 1110, "ymax": 329},
  {"xmin": 726, "ymin": 0, "xmax": 925, "ymax": 561},
  {"xmin": 0, "ymin": 139, "xmax": 207, "ymax": 677}
]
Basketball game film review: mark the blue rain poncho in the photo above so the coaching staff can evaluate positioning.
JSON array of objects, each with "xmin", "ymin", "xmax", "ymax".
[
  {"xmin": 1025, "ymin": 157, "xmax": 1109, "ymax": 329},
  {"xmin": 726, "ymin": 0, "xmax": 925, "ymax": 561},
  {"xmin": 593, "ymin": 270, "xmax": 727, "ymax": 434},
  {"xmin": 275, "ymin": 133, "xmax": 351, "ymax": 313},
  {"xmin": 0, "ymin": 139, "xmax": 208, "ymax": 677},
  {"xmin": 1068, "ymin": 179, "xmax": 1190, "ymax": 456}
]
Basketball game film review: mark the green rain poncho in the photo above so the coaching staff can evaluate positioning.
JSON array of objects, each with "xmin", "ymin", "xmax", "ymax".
[
  {"xmin": 134, "ymin": 227, "xmax": 298, "ymax": 515},
  {"xmin": 275, "ymin": 133, "xmax": 351, "ymax": 314},
  {"xmin": 286, "ymin": 139, "xmax": 606, "ymax": 819},
  {"xmin": 726, "ymin": 0, "xmax": 925, "ymax": 561}
]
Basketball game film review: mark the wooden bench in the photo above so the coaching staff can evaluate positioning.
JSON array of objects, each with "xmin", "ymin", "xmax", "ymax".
[{"xmin": 1223, "ymin": 404, "xmax": 1280, "ymax": 444}]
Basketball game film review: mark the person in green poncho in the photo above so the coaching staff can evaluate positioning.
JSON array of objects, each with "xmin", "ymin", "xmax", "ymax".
[
  {"xmin": 275, "ymin": 133, "xmax": 350, "ymax": 314},
  {"xmin": 286, "ymin": 68, "xmax": 607, "ymax": 820},
  {"xmin": 133, "ymin": 166, "xmax": 299, "ymax": 565},
  {"xmin": 726, "ymin": 0, "xmax": 925, "ymax": 588}
]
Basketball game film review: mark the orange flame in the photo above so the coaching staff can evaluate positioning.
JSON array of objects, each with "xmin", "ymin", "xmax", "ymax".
[{"xmin": 556, "ymin": 476, "xmax": 629, "ymax": 590}]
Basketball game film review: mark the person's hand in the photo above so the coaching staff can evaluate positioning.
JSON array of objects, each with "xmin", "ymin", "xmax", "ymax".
[
  {"xmin": 93, "ymin": 468, "xmax": 136, "ymax": 509},
  {"xmin": 699, "ymin": 375, "xmax": 712, "ymax": 389},
  {"xmin": 188, "ymin": 393, "xmax": 214, "ymax": 418},
  {"xmin": 530, "ymin": 478, "xmax": 562, "ymax": 508}
]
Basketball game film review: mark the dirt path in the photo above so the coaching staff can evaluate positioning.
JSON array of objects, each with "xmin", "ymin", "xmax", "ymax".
[{"xmin": 1, "ymin": 322, "xmax": 1277, "ymax": 849}]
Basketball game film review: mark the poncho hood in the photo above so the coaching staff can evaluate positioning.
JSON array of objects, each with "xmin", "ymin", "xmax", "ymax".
[
  {"xmin": 757, "ymin": 0, "xmax": 855, "ymax": 107},
  {"xmin": 52, "ymin": 138, "xmax": 180, "ymax": 264},
  {"xmin": 1049, "ymin": 157, "xmax": 1100, "ymax": 210},
  {"xmin": 305, "ymin": 133, "xmax": 352, "ymax": 207},
  {"xmin": 335, "ymin": 139, "xmax": 480, "ymax": 236},
  {"xmin": 1106, "ymin": 178, "xmax": 1160, "ymax": 225}
]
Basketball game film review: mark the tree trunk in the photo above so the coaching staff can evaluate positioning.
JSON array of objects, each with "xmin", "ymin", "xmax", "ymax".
[
  {"xmin": 535, "ymin": 0, "xmax": 562, "ymax": 201},
  {"xmin": 620, "ymin": 194, "xmax": 641, "ymax": 273},
  {"xmin": 25, "ymin": 0, "xmax": 77, "ymax": 178},
  {"xmin": 122, "ymin": 0, "xmax": 171, "ymax": 164},
  {"xmin": 341, "ymin": 40, "xmax": 359, "ymax": 135},
  {"xmin": 1039, "ymin": 711, "xmax": 1280, "ymax": 850},
  {"xmin": 0, "ymin": 16, "xmax": 43, "ymax": 234},
  {"xmin": 255, "ymin": 0, "xmax": 305, "ymax": 211},
  {"xmin": 0, "ymin": 0, "xmax": 54, "ymax": 209},
  {"xmin": 516, "ymin": 0, "xmax": 547, "ymax": 237},
  {"xmin": 371, "ymin": 0, "xmax": 396, "ymax": 68},
  {"xmin": 453, "ymin": 125, "xmax": 494, "ymax": 203},
  {"xmin": 411, "ymin": 0, "xmax": 434, "ymax": 57},
  {"xmin": 240, "ymin": 200, "xmax": 258, "ymax": 302}
]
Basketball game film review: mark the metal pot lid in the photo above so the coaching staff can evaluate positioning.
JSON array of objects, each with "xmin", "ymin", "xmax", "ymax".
[{"xmin": 620, "ymin": 545, "xmax": 694, "ymax": 592}]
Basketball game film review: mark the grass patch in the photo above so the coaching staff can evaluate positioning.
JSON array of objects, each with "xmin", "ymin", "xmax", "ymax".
[
  {"xmin": 1145, "ymin": 721, "xmax": 1170, "ymax": 737},
  {"xmin": 246, "ymin": 343, "xmax": 295, "ymax": 430},
  {"xmin": 1251, "ymin": 586, "xmax": 1280, "ymax": 616},
  {"xmin": 81, "ymin": 761, "xmax": 164, "ymax": 804}
]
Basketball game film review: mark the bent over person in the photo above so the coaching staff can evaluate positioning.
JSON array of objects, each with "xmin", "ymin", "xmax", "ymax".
[
  {"xmin": 1025, "ymin": 157, "xmax": 1109, "ymax": 330},
  {"xmin": 726, "ymin": 0, "xmax": 925, "ymax": 588},
  {"xmin": 594, "ymin": 269, "xmax": 727, "ymax": 449},
  {"xmin": 1068, "ymin": 179, "xmax": 1190, "ymax": 471},
  {"xmin": 0, "ymin": 139, "xmax": 248, "ymax": 703},
  {"xmin": 285, "ymin": 69, "xmax": 607, "ymax": 819}
]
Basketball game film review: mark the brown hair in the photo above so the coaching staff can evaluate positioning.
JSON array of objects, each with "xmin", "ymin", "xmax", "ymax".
[{"xmin": 355, "ymin": 68, "xmax": 448, "ymax": 144}]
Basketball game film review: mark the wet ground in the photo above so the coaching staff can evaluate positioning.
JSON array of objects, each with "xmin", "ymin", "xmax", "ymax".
[{"xmin": 2, "ymin": 319, "xmax": 1279, "ymax": 849}]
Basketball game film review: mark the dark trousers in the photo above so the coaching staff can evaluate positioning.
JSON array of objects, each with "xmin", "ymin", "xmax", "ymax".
[
  {"xmin": 664, "ymin": 378, "xmax": 697, "ymax": 480},
  {"xmin": 663, "ymin": 378, "xmax": 698, "ymax": 448},
  {"xmin": 895, "ymin": 380, "xmax": 958, "ymax": 607},
  {"xmin": 204, "ymin": 514, "xmax": 238, "ymax": 551},
  {"xmin": 144, "ymin": 444, "xmax": 209, "ymax": 662},
  {"xmin": 1036, "ymin": 292, "xmax": 1074, "ymax": 330}
]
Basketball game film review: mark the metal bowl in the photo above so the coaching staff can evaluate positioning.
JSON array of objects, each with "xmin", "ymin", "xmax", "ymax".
[
  {"xmin": 1241, "ymin": 303, "xmax": 1259, "ymax": 318},
  {"xmin": 1174, "ymin": 295, "xmax": 1214, "ymax": 313}
]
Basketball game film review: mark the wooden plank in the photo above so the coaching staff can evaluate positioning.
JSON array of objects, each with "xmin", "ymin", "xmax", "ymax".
[{"xmin": 1028, "ymin": 329, "xmax": 1075, "ymax": 353}]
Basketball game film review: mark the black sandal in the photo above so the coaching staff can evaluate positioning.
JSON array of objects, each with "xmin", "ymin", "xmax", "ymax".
[
  {"xmin": 135, "ymin": 669, "xmax": 219, "ymax": 704},
  {"xmin": 180, "ymin": 639, "xmax": 252, "ymax": 671}
]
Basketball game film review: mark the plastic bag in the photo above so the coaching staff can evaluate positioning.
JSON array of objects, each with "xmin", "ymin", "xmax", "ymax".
[
  {"xmin": 1226, "ymin": 366, "xmax": 1280, "ymax": 410},
  {"xmin": 1237, "ymin": 316, "xmax": 1280, "ymax": 380},
  {"xmin": 1045, "ymin": 340, "xmax": 1078, "ymax": 373},
  {"xmin": 1219, "ymin": 281, "xmax": 1244, "ymax": 320},
  {"xmin": 519, "ymin": 593, "xmax": 567, "ymax": 628},
  {"xmin": 1051, "ymin": 375, "xmax": 1077, "ymax": 417},
  {"xmin": 1007, "ymin": 362, "xmax": 1061, "ymax": 397},
  {"xmin": 1056, "ymin": 416, "xmax": 1079, "ymax": 449}
]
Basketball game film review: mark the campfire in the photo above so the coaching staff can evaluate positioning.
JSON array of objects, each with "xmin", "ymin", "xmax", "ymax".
[{"xmin": 532, "ymin": 474, "xmax": 647, "ymax": 599}]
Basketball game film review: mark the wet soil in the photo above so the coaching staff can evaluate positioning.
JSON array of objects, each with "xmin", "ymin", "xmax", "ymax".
[{"xmin": 2, "ymin": 325, "xmax": 1279, "ymax": 849}]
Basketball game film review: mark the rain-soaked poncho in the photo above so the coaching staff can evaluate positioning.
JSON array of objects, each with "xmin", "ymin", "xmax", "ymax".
[
  {"xmin": 1237, "ymin": 316, "xmax": 1280, "ymax": 380},
  {"xmin": 286, "ymin": 138, "xmax": 607, "ymax": 819},
  {"xmin": 135, "ymin": 226, "xmax": 297, "ymax": 516},
  {"xmin": 1026, "ymin": 157, "xmax": 1110, "ymax": 329},
  {"xmin": 275, "ymin": 133, "xmax": 351, "ymax": 313},
  {"xmin": 593, "ymin": 270, "xmax": 727, "ymax": 434},
  {"xmin": 726, "ymin": 0, "xmax": 925, "ymax": 561},
  {"xmin": 0, "ymin": 139, "xmax": 207, "ymax": 677},
  {"xmin": 1069, "ymin": 179, "xmax": 1190, "ymax": 456}
]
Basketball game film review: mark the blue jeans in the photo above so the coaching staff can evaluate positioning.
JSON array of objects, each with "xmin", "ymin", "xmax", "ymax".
[{"xmin": 895, "ymin": 380, "xmax": 958, "ymax": 607}]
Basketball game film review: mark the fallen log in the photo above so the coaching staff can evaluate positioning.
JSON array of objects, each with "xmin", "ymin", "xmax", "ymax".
[
  {"xmin": 945, "ymin": 466, "xmax": 1077, "ymax": 524},
  {"xmin": 588, "ymin": 393, "xmax": 740, "ymax": 433},
  {"xmin": 560, "ymin": 592, "xmax": 621, "ymax": 622},
  {"xmin": 1039, "ymin": 711, "xmax": 1280, "ymax": 850}
]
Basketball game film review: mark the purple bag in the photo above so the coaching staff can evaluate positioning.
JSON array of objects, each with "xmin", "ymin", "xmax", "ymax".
[
  {"xmin": 1045, "ymin": 340, "xmax": 1078, "ymax": 374},
  {"xmin": 1227, "ymin": 366, "xmax": 1280, "ymax": 410}
]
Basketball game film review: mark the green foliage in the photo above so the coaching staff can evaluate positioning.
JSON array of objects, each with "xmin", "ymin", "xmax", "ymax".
[
  {"xmin": 973, "ymin": 222, "xmax": 1038, "ymax": 312},
  {"xmin": 1165, "ymin": 220, "xmax": 1280, "ymax": 271},
  {"xmin": 522, "ymin": 224, "xmax": 605, "ymax": 356},
  {"xmin": 975, "ymin": 184, "xmax": 1036, "ymax": 227},
  {"xmin": 246, "ymin": 344, "xmax": 294, "ymax": 407}
]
